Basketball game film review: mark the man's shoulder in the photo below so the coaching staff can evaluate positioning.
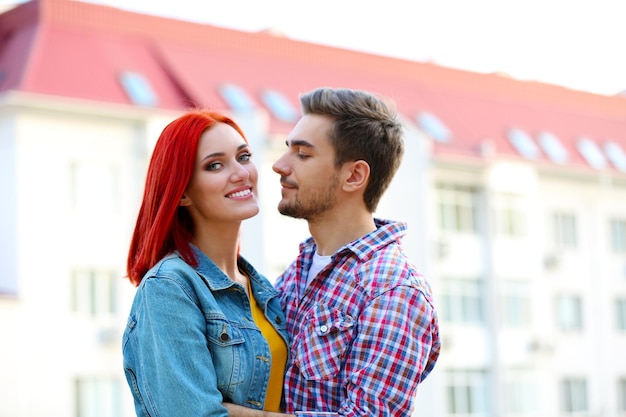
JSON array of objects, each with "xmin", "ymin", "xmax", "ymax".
[{"xmin": 353, "ymin": 245, "xmax": 431, "ymax": 298}]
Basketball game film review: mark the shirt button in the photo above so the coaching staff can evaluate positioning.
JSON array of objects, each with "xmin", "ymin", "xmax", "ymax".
[{"xmin": 320, "ymin": 325, "xmax": 328, "ymax": 333}]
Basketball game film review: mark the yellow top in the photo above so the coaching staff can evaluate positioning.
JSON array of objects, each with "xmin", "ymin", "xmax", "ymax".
[{"xmin": 248, "ymin": 282, "xmax": 288, "ymax": 412}]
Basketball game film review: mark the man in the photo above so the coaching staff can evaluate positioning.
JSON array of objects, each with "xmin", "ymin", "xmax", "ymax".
[{"xmin": 229, "ymin": 87, "xmax": 440, "ymax": 416}]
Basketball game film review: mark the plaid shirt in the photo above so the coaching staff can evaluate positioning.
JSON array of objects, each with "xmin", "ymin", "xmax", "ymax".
[{"xmin": 275, "ymin": 219, "xmax": 440, "ymax": 417}]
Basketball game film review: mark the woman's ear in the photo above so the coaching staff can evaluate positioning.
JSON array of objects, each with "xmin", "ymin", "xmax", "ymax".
[
  {"xmin": 179, "ymin": 194, "xmax": 192, "ymax": 207},
  {"xmin": 342, "ymin": 160, "xmax": 370, "ymax": 192}
]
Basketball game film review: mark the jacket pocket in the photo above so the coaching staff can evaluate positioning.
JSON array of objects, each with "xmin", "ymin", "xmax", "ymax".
[
  {"xmin": 206, "ymin": 318, "xmax": 246, "ymax": 388},
  {"xmin": 294, "ymin": 304, "xmax": 355, "ymax": 381}
]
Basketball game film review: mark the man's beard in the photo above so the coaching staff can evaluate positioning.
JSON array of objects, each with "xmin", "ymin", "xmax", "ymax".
[{"xmin": 278, "ymin": 175, "xmax": 339, "ymax": 220}]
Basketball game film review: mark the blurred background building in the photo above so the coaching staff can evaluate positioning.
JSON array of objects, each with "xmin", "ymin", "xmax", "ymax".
[{"xmin": 1, "ymin": 0, "xmax": 626, "ymax": 416}]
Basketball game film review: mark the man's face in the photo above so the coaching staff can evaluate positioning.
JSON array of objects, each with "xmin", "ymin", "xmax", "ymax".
[{"xmin": 272, "ymin": 114, "xmax": 341, "ymax": 221}]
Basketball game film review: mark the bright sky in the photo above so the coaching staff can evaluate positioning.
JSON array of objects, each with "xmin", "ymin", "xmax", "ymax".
[{"xmin": 5, "ymin": 0, "xmax": 626, "ymax": 96}]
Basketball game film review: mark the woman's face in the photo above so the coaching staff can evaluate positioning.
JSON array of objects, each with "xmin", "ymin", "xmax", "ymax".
[{"xmin": 180, "ymin": 122, "xmax": 259, "ymax": 226}]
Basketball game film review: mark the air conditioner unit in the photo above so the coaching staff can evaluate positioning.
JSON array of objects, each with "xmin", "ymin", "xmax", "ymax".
[
  {"xmin": 97, "ymin": 326, "xmax": 119, "ymax": 345},
  {"xmin": 440, "ymin": 334, "xmax": 452, "ymax": 351},
  {"xmin": 528, "ymin": 337, "xmax": 553, "ymax": 353},
  {"xmin": 543, "ymin": 251, "xmax": 561, "ymax": 271},
  {"xmin": 437, "ymin": 240, "xmax": 450, "ymax": 260}
]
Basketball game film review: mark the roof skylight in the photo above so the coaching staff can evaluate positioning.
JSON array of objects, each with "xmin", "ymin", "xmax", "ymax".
[
  {"xmin": 260, "ymin": 89, "xmax": 298, "ymax": 123},
  {"xmin": 577, "ymin": 137, "xmax": 607, "ymax": 169},
  {"xmin": 119, "ymin": 71, "xmax": 158, "ymax": 107},
  {"xmin": 507, "ymin": 127, "xmax": 540, "ymax": 159},
  {"xmin": 604, "ymin": 141, "xmax": 626, "ymax": 172},
  {"xmin": 537, "ymin": 131, "xmax": 568, "ymax": 164},
  {"xmin": 218, "ymin": 83, "xmax": 255, "ymax": 113},
  {"xmin": 417, "ymin": 112, "xmax": 451, "ymax": 143}
]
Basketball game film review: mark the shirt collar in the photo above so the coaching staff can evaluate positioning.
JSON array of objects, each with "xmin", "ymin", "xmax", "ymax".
[{"xmin": 299, "ymin": 218, "xmax": 407, "ymax": 262}]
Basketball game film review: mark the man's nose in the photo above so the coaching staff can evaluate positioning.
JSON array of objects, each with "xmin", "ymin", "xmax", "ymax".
[{"xmin": 272, "ymin": 154, "xmax": 289, "ymax": 175}]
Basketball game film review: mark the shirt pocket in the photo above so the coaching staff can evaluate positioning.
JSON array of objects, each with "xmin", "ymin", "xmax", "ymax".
[
  {"xmin": 206, "ymin": 318, "xmax": 246, "ymax": 388},
  {"xmin": 294, "ymin": 304, "xmax": 355, "ymax": 381}
]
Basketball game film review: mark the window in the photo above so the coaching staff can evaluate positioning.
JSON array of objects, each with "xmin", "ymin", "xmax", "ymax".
[
  {"xmin": 616, "ymin": 299, "xmax": 626, "ymax": 331},
  {"xmin": 417, "ymin": 112, "xmax": 452, "ymax": 143},
  {"xmin": 445, "ymin": 369, "xmax": 488, "ymax": 416},
  {"xmin": 611, "ymin": 218, "xmax": 626, "ymax": 253},
  {"xmin": 118, "ymin": 71, "xmax": 158, "ymax": 107},
  {"xmin": 441, "ymin": 278, "xmax": 484, "ymax": 324},
  {"xmin": 538, "ymin": 131, "xmax": 568, "ymax": 164},
  {"xmin": 503, "ymin": 369, "xmax": 538, "ymax": 414},
  {"xmin": 494, "ymin": 194, "xmax": 527, "ymax": 237},
  {"xmin": 218, "ymin": 83, "xmax": 255, "ymax": 112},
  {"xmin": 556, "ymin": 295, "xmax": 583, "ymax": 332},
  {"xmin": 507, "ymin": 128, "xmax": 540, "ymax": 160},
  {"xmin": 260, "ymin": 89, "xmax": 298, "ymax": 122},
  {"xmin": 561, "ymin": 377, "xmax": 588, "ymax": 414},
  {"xmin": 553, "ymin": 212, "xmax": 577, "ymax": 249},
  {"xmin": 618, "ymin": 378, "xmax": 626, "ymax": 413},
  {"xmin": 0, "ymin": 123, "xmax": 16, "ymax": 295},
  {"xmin": 75, "ymin": 376, "xmax": 122, "ymax": 417},
  {"xmin": 71, "ymin": 269, "xmax": 119, "ymax": 318},
  {"xmin": 437, "ymin": 184, "xmax": 478, "ymax": 233},
  {"xmin": 605, "ymin": 141, "xmax": 626, "ymax": 172},
  {"xmin": 70, "ymin": 160, "xmax": 120, "ymax": 215},
  {"xmin": 577, "ymin": 137, "xmax": 607, "ymax": 170},
  {"xmin": 499, "ymin": 281, "xmax": 531, "ymax": 327}
]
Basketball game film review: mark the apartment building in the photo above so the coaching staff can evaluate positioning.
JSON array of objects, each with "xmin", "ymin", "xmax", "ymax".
[{"xmin": 1, "ymin": 1, "xmax": 625, "ymax": 416}]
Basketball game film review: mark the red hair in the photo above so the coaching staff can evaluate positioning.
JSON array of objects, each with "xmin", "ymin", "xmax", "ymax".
[{"xmin": 126, "ymin": 109, "xmax": 247, "ymax": 286}]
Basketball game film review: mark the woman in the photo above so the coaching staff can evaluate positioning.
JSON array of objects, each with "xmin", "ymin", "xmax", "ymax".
[{"xmin": 122, "ymin": 109, "xmax": 288, "ymax": 417}]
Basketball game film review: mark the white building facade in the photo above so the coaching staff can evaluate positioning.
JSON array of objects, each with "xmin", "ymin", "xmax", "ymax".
[
  {"xmin": 1, "ymin": 1, "xmax": 626, "ymax": 416},
  {"xmin": 2, "ymin": 89, "xmax": 626, "ymax": 417},
  {"xmin": 427, "ymin": 156, "xmax": 626, "ymax": 417}
]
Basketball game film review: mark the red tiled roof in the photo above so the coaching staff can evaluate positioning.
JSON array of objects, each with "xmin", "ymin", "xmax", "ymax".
[{"xmin": 2, "ymin": 0, "xmax": 626, "ymax": 174}]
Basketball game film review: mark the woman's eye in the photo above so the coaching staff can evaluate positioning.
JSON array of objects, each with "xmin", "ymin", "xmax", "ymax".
[
  {"xmin": 297, "ymin": 153, "xmax": 310, "ymax": 159},
  {"xmin": 238, "ymin": 152, "xmax": 252, "ymax": 163},
  {"xmin": 206, "ymin": 162, "xmax": 222, "ymax": 171}
]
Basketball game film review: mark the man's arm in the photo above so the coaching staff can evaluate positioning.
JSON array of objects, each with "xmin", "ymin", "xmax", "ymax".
[
  {"xmin": 340, "ymin": 285, "xmax": 440, "ymax": 416},
  {"xmin": 223, "ymin": 403, "xmax": 295, "ymax": 417}
]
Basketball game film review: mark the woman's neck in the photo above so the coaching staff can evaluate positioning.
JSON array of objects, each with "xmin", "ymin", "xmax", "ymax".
[{"xmin": 192, "ymin": 222, "xmax": 242, "ymax": 281}]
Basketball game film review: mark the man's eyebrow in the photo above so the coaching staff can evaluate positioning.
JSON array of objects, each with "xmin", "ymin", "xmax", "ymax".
[{"xmin": 285, "ymin": 139, "xmax": 314, "ymax": 148}]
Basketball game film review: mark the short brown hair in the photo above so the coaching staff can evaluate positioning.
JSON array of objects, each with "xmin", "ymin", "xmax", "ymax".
[{"xmin": 299, "ymin": 87, "xmax": 404, "ymax": 212}]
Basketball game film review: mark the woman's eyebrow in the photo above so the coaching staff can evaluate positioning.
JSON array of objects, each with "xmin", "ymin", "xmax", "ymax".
[{"xmin": 201, "ymin": 144, "xmax": 249, "ymax": 161}]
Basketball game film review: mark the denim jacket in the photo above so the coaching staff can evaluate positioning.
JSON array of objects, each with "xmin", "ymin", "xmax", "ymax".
[{"xmin": 122, "ymin": 248, "xmax": 289, "ymax": 417}]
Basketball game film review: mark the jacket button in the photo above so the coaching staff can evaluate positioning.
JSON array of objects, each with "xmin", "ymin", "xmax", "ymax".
[
  {"xmin": 275, "ymin": 316, "xmax": 282, "ymax": 324},
  {"xmin": 220, "ymin": 333, "xmax": 230, "ymax": 342}
]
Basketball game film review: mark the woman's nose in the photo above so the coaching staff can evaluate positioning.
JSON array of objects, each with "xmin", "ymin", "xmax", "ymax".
[{"xmin": 231, "ymin": 161, "xmax": 251, "ymax": 181}]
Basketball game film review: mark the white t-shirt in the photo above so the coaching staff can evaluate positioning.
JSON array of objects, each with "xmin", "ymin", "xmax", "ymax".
[{"xmin": 306, "ymin": 251, "xmax": 332, "ymax": 288}]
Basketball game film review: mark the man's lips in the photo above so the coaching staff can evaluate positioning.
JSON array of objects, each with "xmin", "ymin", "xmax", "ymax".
[{"xmin": 280, "ymin": 179, "xmax": 297, "ymax": 189}]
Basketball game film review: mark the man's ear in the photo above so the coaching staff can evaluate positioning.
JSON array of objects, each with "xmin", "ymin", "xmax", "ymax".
[
  {"xmin": 342, "ymin": 160, "xmax": 370, "ymax": 192},
  {"xmin": 179, "ymin": 194, "xmax": 192, "ymax": 207}
]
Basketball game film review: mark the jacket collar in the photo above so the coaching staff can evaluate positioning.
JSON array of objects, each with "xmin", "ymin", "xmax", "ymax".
[{"xmin": 184, "ymin": 244, "xmax": 279, "ymax": 302}]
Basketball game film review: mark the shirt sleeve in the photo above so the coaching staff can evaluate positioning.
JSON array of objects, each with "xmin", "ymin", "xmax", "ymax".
[
  {"xmin": 339, "ymin": 285, "xmax": 440, "ymax": 417},
  {"xmin": 125, "ymin": 277, "xmax": 228, "ymax": 417}
]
